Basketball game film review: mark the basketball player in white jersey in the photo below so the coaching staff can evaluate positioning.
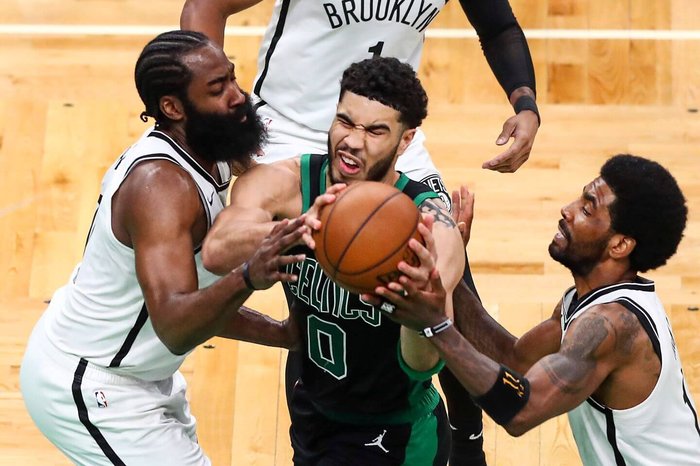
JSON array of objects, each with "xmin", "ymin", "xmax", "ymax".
[
  {"xmin": 181, "ymin": 0, "xmax": 540, "ymax": 192},
  {"xmin": 20, "ymin": 30, "xmax": 309, "ymax": 466},
  {"xmin": 373, "ymin": 154, "xmax": 700, "ymax": 465},
  {"xmin": 181, "ymin": 1, "xmax": 539, "ymax": 461}
]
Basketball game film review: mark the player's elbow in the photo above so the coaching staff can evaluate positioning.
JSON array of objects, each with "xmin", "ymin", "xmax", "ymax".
[
  {"xmin": 501, "ymin": 409, "xmax": 539, "ymax": 437},
  {"xmin": 182, "ymin": 0, "xmax": 244, "ymax": 21},
  {"xmin": 503, "ymin": 420, "xmax": 532, "ymax": 437},
  {"xmin": 155, "ymin": 327, "xmax": 194, "ymax": 356},
  {"xmin": 201, "ymin": 239, "xmax": 229, "ymax": 276}
]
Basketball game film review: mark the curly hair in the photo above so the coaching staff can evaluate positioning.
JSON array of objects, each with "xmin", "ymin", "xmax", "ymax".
[
  {"xmin": 601, "ymin": 154, "xmax": 687, "ymax": 272},
  {"xmin": 339, "ymin": 57, "xmax": 428, "ymax": 129},
  {"xmin": 134, "ymin": 30, "xmax": 210, "ymax": 125}
]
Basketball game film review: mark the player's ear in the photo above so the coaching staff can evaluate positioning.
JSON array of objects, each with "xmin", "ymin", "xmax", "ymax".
[
  {"xmin": 396, "ymin": 128, "xmax": 416, "ymax": 157},
  {"xmin": 608, "ymin": 234, "xmax": 636, "ymax": 260},
  {"xmin": 159, "ymin": 95, "xmax": 185, "ymax": 122}
]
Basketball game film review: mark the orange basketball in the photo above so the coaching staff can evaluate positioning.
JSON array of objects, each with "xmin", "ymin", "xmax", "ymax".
[{"xmin": 312, "ymin": 181, "xmax": 423, "ymax": 295}]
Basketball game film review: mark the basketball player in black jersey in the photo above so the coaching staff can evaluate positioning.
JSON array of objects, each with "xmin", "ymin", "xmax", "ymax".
[
  {"xmin": 183, "ymin": 1, "xmax": 539, "ymax": 461},
  {"xmin": 203, "ymin": 57, "xmax": 466, "ymax": 464}
]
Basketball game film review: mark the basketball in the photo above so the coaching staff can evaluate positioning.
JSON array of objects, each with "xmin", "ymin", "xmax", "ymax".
[{"xmin": 312, "ymin": 181, "xmax": 423, "ymax": 295}]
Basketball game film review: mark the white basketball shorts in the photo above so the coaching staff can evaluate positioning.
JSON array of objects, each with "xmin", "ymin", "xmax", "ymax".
[{"xmin": 20, "ymin": 314, "xmax": 210, "ymax": 466}]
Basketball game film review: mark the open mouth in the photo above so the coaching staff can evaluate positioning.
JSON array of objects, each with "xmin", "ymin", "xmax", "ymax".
[
  {"xmin": 338, "ymin": 152, "xmax": 361, "ymax": 175},
  {"xmin": 556, "ymin": 219, "xmax": 571, "ymax": 241}
]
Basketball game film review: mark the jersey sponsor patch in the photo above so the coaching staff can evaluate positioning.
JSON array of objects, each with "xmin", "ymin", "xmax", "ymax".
[{"xmin": 420, "ymin": 175, "xmax": 451, "ymax": 211}]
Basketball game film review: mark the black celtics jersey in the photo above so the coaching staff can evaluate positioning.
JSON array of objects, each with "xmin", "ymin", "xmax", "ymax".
[{"xmin": 283, "ymin": 154, "xmax": 442, "ymax": 423}]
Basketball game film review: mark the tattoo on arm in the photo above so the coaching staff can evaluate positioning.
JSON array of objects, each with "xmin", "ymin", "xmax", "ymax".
[
  {"xmin": 539, "ymin": 313, "xmax": 612, "ymax": 396},
  {"xmin": 420, "ymin": 200, "xmax": 457, "ymax": 228},
  {"xmin": 615, "ymin": 309, "xmax": 640, "ymax": 355}
]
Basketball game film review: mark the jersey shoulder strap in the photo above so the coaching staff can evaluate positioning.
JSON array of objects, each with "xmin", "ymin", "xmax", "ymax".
[
  {"xmin": 395, "ymin": 172, "xmax": 440, "ymax": 207},
  {"xmin": 300, "ymin": 153, "xmax": 329, "ymax": 213}
]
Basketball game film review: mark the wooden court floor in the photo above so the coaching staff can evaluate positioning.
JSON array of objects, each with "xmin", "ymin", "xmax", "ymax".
[{"xmin": 1, "ymin": 1, "xmax": 699, "ymax": 465}]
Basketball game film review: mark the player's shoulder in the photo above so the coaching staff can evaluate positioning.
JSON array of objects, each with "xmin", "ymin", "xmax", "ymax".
[
  {"xmin": 231, "ymin": 157, "xmax": 302, "ymax": 210},
  {"xmin": 237, "ymin": 158, "xmax": 300, "ymax": 187},
  {"xmin": 124, "ymin": 158, "xmax": 198, "ymax": 198},
  {"xmin": 563, "ymin": 302, "xmax": 643, "ymax": 359}
]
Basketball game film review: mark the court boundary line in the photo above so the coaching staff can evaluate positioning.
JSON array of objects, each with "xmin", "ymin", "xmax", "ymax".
[{"xmin": 0, "ymin": 24, "xmax": 699, "ymax": 40}]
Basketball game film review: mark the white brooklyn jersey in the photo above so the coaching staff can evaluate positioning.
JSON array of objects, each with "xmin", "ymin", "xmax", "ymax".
[
  {"xmin": 560, "ymin": 279, "xmax": 700, "ymax": 465},
  {"xmin": 254, "ymin": 0, "xmax": 447, "ymax": 132},
  {"xmin": 42, "ymin": 128, "xmax": 231, "ymax": 382}
]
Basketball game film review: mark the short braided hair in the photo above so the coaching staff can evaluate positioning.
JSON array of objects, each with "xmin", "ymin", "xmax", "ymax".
[
  {"xmin": 339, "ymin": 57, "xmax": 428, "ymax": 129},
  {"xmin": 134, "ymin": 30, "xmax": 210, "ymax": 125}
]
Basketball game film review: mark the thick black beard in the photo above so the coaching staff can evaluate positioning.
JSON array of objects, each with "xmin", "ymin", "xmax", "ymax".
[
  {"xmin": 182, "ymin": 93, "xmax": 266, "ymax": 164},
  {"xmin": 548, "ymin": 239, "xmax": 607, "ymax": 277}
]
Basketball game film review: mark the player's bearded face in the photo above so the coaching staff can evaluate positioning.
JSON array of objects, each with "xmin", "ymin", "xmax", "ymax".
[
  {"xmin": 182, "ymin": 92, "xmax": 266, "ymax": 164},
  {"xmin": 549, "ymin": 178, "xmax": 618, "ymax": 277},
  {"xmin": 548, "ymin": 218, "xmax": 613, "ymax": 276}
]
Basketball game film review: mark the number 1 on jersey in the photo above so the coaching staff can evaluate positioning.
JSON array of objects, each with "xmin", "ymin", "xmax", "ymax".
[{"xmin": 368, "ymin": 41, "xmax": 384, "ymax": 58}]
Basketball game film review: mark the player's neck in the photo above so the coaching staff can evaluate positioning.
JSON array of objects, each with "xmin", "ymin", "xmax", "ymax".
[
  {"xmin": 572, "ymin": 263, "xmax": 638, "ymax": 296},
  {"xmin": 162, "ymin": 125, "xmax": 217, "ymax": 175}
]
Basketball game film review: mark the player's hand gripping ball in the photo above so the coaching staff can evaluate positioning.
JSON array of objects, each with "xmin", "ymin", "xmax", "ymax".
[{"xmin": 312, "ymin": 181, "xmax": 423, "ymax": 295}]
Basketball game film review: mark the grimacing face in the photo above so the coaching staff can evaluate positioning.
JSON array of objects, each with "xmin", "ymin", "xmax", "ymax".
[
  {"xmin": 548, "ymin": 177, "xmax": 617, "ymax": 276},
  {"xmin": 327, "ymin": 91, "xmax": 415, "ymax": 185}
]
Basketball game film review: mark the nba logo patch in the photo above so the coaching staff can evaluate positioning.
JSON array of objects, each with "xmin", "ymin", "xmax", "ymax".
[{"xmin": 94, "ymin": 390, "xmax": 108, "ymax": 408}]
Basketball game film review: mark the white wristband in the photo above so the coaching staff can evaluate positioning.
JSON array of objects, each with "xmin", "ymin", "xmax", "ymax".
[{"xmin": 419, "ymin": 318, "xmax": 453, "ymax": 338}]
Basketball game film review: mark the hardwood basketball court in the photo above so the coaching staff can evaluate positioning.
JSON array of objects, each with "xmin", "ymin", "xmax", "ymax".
[{"xmin": 0, "ymin": 0, "xmax": 698, "ymax": 464}]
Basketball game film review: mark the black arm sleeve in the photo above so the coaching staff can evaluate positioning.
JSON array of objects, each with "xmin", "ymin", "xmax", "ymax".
[{"xmin": 458, "ymin": 0, "xmax": 536, "ymax": 98}]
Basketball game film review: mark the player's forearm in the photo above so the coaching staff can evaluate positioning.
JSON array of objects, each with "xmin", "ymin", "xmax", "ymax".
[
  {"xmin": 181, "ymin": 0, "xmax": 263, "ymax": 46},
  {"xmin": 152, "ymin": 265, "xmax": 254, "ymax": 354},
  {"xmin": 459, "ymin": 0, "xmax": 536, "ymax": 99},
  {"xmin": 431, "ymin": 323, "xmax": 572, "ymax": 437},
  {"xmin": 430, "ymin": 325, "xmax": 501, "ymax": 395},
  {"xmin": 452, "ymin": 279, "xmax": 523, "ymax": 370},
  {"xmin": 202, "ymin": 221, "xmax": 278, "ymax": 275},
  {"xmin": 218, "ymin": 305, "xmax": 298, "ymax": 349}
]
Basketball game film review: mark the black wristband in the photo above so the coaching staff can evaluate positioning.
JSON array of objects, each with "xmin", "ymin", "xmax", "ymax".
[
  {"xmin": 241, "ymin": 262, "xmax": 257, "ymax": 290},
  {"xmin": 474, "ymin": 365, "xmax": 530, "ymax": 425},
  {"xmin": 513, "ymin": 95, "xmax": 541, "ymax": 126}
]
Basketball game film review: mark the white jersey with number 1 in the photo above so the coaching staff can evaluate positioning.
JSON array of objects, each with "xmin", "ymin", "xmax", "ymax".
[
  {"xmin": 253, "ymin": 0, "xmax": 447, "ymax": 133},
  {"xmin": 251, "ymin": 0, "xmax": 450, "ymax": 206}
]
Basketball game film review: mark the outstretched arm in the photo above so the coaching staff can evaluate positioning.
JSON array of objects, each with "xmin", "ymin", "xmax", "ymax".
[
  {"xmin": 376, "ymin": 259, "xmax": 628, "ymax": 436},
  {"xmin": 202, "ymin": 161, "xmax": 299, "ymax": 275},
  {"xmin": 370, "ymin": 199, "xmax": 465, "ymax": 373},
  {"xmin": 181, "ymin": 0, "xmax": 265, "ymax": 46},
  {"xmin": 202, "ymin": 160, "xmax": 344, "ymax": 275},
  {"xmin": 459, "ymin": 0, "xmax": 539, "ymax": 172}
]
